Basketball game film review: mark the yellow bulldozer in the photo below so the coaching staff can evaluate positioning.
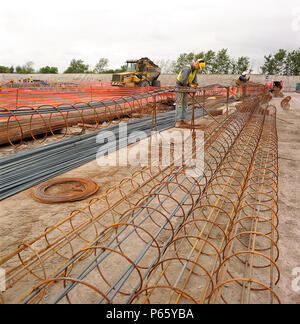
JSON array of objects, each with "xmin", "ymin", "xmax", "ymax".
[{"xmin": 111, "ymin": 57, "xmax": 161, "ymax": 87}]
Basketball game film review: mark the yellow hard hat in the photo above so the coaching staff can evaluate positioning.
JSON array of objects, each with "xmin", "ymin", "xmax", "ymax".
[{"xmin": 197, "ymin": 58, "xmax": 206, "ymax": 70}]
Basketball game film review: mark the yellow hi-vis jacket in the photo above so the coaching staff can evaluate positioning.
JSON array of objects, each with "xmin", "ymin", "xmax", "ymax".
[{"xmin": 177, "ymin": 65, "xmax": 197, "ymax": 86}]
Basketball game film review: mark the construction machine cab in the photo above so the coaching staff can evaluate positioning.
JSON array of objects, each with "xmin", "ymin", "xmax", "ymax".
[
  {"xmin": 111, "ymin": 57, "xmax": 161, "ymax": 87},
  {"xmin": 126, "ymin": 61, "xmax": 137, "ymax": 73}
]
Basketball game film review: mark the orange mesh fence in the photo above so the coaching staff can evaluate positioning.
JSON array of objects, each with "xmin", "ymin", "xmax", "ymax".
[{"xmin": 0, "ymin": 86, "xmax": 164, "ymax": 110}]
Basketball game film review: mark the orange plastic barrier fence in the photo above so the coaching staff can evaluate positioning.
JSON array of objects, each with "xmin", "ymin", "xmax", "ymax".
[{"xmin": 0, "ymin": 86, "xmax": 162, "ymax": 109}]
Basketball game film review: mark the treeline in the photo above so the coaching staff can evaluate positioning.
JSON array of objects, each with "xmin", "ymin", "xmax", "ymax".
[
  {"xmin": 157, "ymin": 48, "xmax": 300, "ymax": 75},
  {"xmin": 0, "ymin": 59, "xmax": 125, "ymax": 75},
  {"xmin": 260, "ymin": 49, "xmax": 300, "ymax": 75},
  {"xmin": 165, "ymin": 49, "xmax": 251, "ymax": 74},
  {"xmin": 1, "ymin": 49, "xmax": 299, "ymax": 75}
]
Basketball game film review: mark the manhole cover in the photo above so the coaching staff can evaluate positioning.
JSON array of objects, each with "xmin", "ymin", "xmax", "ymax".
[{"xmin": 32, "ymin": 178, "xmax": 99, "ymax": 203}]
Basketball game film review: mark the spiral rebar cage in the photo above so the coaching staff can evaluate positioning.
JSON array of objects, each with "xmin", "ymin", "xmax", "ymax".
[{"xmin": 0, "ymin": 84, "xmax": 279, "ymax": 304}]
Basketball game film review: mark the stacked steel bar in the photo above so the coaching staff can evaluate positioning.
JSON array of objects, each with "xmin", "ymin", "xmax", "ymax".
[{"xmin": 0, "ymin": 107, "xmax": 211, "ymax": 201}]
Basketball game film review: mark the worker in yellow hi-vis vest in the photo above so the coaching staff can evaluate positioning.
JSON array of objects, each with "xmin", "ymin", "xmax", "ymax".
[
  {"xmin": 235, "ymin": 72, "xmax": 250, "ymax": 99},
  {"xmin": 175, "ymin": 59, "xmax": 206, "ymax": 128}
]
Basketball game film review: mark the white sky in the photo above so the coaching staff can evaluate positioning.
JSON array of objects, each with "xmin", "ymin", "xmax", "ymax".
[{"xmin": 1, "ymin": 0, "xmax": 299, "ymax": 73}]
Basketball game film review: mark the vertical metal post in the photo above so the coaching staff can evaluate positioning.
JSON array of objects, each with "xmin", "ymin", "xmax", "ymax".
[
  {"xmin": 226, "ymin": 87, "xmax": 229, "ymax": 117},
  {"xmin": 151, "ymin": 95, "xmax": 158, "ymax": 132},
  {"xmin": 16, "ymin": 89, "xmax": 19, "ymax": 109},
  {"xmin": 203, "ymin": 89, "xmax": 206, "ymax": 112}
]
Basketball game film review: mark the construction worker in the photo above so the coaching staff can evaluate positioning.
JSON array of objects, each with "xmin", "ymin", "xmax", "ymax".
[
  {"xmin": 235, "ymin": 72, "xmax": 250, "ymax": 99},
  {"xmin": 175, "ymin": 59, "xmax": 206, "ymax": 127},
  {"xmin": 266, "ymin": 80, "xmax": 283, "ymax": 93}
]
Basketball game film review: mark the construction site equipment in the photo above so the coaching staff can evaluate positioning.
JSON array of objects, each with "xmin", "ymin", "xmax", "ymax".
[{"xmin": 111, "ymin": 58, "xmax": 161, "ymax": 87}]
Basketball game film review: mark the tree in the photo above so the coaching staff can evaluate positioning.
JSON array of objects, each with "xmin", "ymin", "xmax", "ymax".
[
  {"xmin": 261, "ymin": 54, "xmax": 276, "ymax": 75},
  {"xmin": 261, "ymin": 49, "xmax": 299, "ymax": 75},
  {"xmin": 261, "ymin": 49, "xmax": 287, "ymax": 75},
  {"xmin": 38, "ymin": 66, "xmax": 58, "ymax": 74},
  {"xmin": 0, "ymin": 65, "xmax": 14, "ymax": 73},
  {"xmin": 283, "ymin": 50, "xmax": 300, "ymax": 75},
  {"xmin": 236, "ymin": 56, "xmax": 250, "ymax": 74},
  {"xmin": 213, "ymin": 49, "xmax": 231, "ymax": 74},
  {"xmin": 230, "ymin": 59, "xmax": 238, "ymax": 74},
  {"xmin": 171, "ymin": 53, "xmax": 196, "ymax": 73},
  {"xmin": 64, "ymin": 59, "xmax": 89, "ymax": 73},
  {"xmin": 173, "ymin": 49, "xmax": 249, "ymax": 75},
  {"xmin": 203, "ymin": 50, "xmax": 216, "ymax": 74},
  {"xmin": 273, "ymin": 49, "xmax": 287, "ymax": 74},
  {"xmin": 120, "ymin": 65, "xmax": 127, "ymax": 72},
  {"xmin": 93, "ymin": 58, "xmax": 109, "ymax": 73},
  {"xmin": 15, "ymin": 61, "xmax": 35, "ymax": 74}
]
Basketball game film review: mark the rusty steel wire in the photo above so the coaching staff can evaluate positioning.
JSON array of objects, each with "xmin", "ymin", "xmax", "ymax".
[
  {"xmin": 209, "ymin": 105, "xmax": 279, "ymax": 304},
  {"xmin": 0, "ymin": 164, "xmax": 176, "ymax": 302},
  {"xmin": 0, "ymin": 84, "xmax": 279, "ymax": 304},
  {"xmin": 130, "ymin": 103, "xmax": 279, "ymax": 304},
  {"xmin": 280, "ymin": 96, "xmax": 291, "ymax": 110},
  {"xmin": 1, "ymin": 97, "xmax": 245, "ymax": 303},
  {"xmin": 22, "ymin": 108, "xmax": 260, "ymax": 303}
]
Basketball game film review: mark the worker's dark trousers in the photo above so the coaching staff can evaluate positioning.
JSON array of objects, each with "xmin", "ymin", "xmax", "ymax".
[{"xmin": 175, "ymin": 92, "xmax": 187, "ymax": 121}]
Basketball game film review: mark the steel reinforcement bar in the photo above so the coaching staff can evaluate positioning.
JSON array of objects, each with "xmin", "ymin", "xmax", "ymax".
[
  {"xmin": 0, "ymin": 102, "xmax": 243, "ymax": 303},
  {"xmin": 209, "ymin": 104, "xmax": 279, "ymax": 304},
  {"xmin": 130, "ymin": 104, "xmax": 279, "ymax": 304},
  {"xmin": 0, "ymin": 85, "xmax": 270, "ymax": 304},
  {"xmin": 15, "ymin": 98, "xmax": 262, "ymax": 304},
  {"xmin": 0, "ymin": 103, "xmax": 234, "ymax": 303}
]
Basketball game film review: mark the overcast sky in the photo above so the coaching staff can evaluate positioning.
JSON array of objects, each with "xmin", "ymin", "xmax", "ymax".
[{"xmin": 1, "ymin": 0, "xmax": 299, "ymax": 73}]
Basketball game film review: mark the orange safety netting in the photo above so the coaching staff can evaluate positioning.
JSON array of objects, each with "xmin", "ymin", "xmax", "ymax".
[{"xmin": 0, "ymin": 85, "xmax": 162, "ymax": 109}]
